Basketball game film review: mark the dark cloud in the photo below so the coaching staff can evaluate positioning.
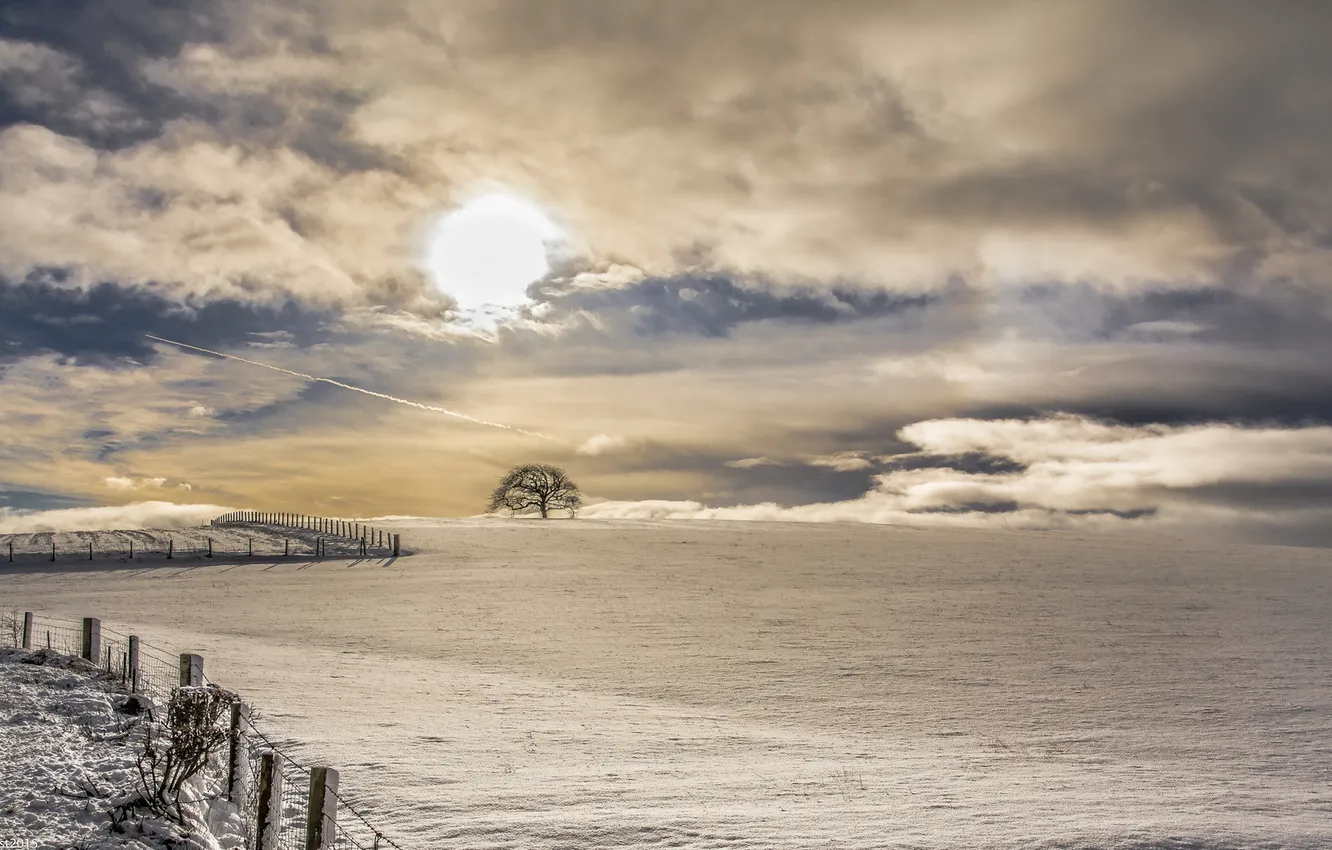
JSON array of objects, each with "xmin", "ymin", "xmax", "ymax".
[
  {"xmin": 0, "ymin": 0, "xmax": 232, "ymax": 148},
  {"xmin": 1188, "ymin": 480, "xmax": 1332, "ymax": 512},
  {"xmin": 0, "ymin": 485, "xmax": 90, "ymax": 511},
  {"xmin": 0, "ymin": 272, "xmax": 334, "ymax": 367},
  {"xmin": 536, "ymin": 274, "xmax": 939, "ymax": 339},
  {"xmin": 998, "ymin": 283, "xmax": 1332, "ymax": 349},
  {"xmin": 881, "ymin": 452, "xmax": 1027, "ymax": 476}
]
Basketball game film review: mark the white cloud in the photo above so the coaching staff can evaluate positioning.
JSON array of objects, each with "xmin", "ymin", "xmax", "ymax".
[
  {"xmin": 584, "ymin": 416, "xmax": 1332, "ymax": 543},
  {"xmin": 187, "ymin": 404, "xmax": 215, "ymax": 418},
  {"xmin": 576, "ymin": 433, "xmax": 631, "ymax": 456},
  {"xmin": 1121, "ymin": 320, "xmax": 1208, "ymax": 339},
  {"xmin": 723, "ymin": 457, "xmax": 783, "ymax": 469},
  {"xmin": 552, "ymin": 264, "xmax": 647, "ymax": 293},
  {"xmin": 806, "ymin": 451, "xmax": 874, "ymax": 472},
  {"xmin": 723, "ymin": 453, "xmax": 873, "ymax": 472},
  {"xmin": 0, "ymin": 501, "xmax": 231, "ymax": 533},
  {"xmin": 103, "ymin": 476, "xmax": 193, "ymax": 492}
]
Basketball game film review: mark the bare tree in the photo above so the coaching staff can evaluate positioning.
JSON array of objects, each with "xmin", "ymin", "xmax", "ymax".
[{"xmin": 488, "ymin": 464, "xmax": 582, "ymax": 518}]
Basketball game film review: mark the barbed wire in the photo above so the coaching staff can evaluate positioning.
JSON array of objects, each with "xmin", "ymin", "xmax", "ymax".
[{"xmin": 329, "ymin": 786, "xmax": 407, "ymax": 850}]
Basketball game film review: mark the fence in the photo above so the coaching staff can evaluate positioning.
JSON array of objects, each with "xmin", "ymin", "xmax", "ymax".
[
  {"xmin": 212, "ymin": 513, "xmax": 401, "ymax": 559},
  {"xmin": 4, "ymin": 610, "xmax": 404, "ymax": 850},
  {"xmin": 0, "ymin": 513, "xmax": 402, "ymax": 564}
]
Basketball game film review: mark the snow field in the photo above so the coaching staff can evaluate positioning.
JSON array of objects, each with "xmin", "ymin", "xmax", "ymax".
[{"xmin": 4, "ymin": 518, "xmax": 1330, "ymax": 848}]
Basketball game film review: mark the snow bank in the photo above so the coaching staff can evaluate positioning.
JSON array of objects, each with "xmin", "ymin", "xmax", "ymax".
[{"xmin": 0, "ymin": 648, "xmax": 241, "ymax": 850}]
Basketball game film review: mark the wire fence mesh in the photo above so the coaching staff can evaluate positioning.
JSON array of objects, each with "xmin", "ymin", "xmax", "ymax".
[
  {"xmin": 30, "ymin": 617, "xmax": 83, "ymax": 655},
  {"xmin": 274, "ymin": 757, "xmax": 313, "ymax": 850},
  {"xmin": 5, "ymin": 610, "xmax": 406, "ymax": 850}
]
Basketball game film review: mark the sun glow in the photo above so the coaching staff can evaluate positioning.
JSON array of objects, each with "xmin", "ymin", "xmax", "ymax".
[{"xmin": 423, "ymin": 192, "xmax": 565, "ymax": 310}]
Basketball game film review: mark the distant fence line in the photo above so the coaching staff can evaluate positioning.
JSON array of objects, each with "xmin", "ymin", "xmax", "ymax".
[
  {"xmin": 5, "ymin": 610, "xmax": 402, "ymax": 850},
  {"xmin": 211, "ymin": 512, "xmax": 401, "ymax": 558},
  {"xmin": 1, "ymin": 514, "xmax": 401, "ymax": 564}
]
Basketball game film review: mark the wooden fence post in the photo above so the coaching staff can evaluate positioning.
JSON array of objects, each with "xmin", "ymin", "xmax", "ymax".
[
  {"xmin": 50, "ymin": 540, "xmax": 55, "ymax": 562},
  {"xmin": 129, "ymin": 540, "xmax": 133, "ymax": 559},
  {"xmin": 7, "ymin": 540, "xmax": 11, "ymax": 562},
  {"xmin": 178, "ymin": 653, "xmax": 204, "ymax": 687},
  {"xmin": 21, "ymin": 612, "xmax": 33, "ymax": 649},
  {"xmin": 227, "ymin": 702, "xmax": 251, "ymax": 803},
  {"xmin": 284, "ymin": 539, "xmax": 290, "ymax": 557},
  {"xmin": 128, "ymin": 636, "xmax": 141, "ymax": 693},
  {"xmin": 256, "ymin": 752, "xmax": 283, "ymax": 850},
  {"xmin": 393, "ymin": 534, "xmax": 400, "ymax": 557},
  {"xmin": 89, "ymin": 541, "xmax": 93, "ymax": 560},
  {"xmin": 81, "ymin": 617, "xmax": 101, "ymax": 662},
  {"xmin": 248, "ymin": 538, "xmax": 253, "ymax": 557},
  {"xmin": 167, "ymin": 538, "xmax": 173, "ymax": 559},
  {"xmin": 305, "ymin": 767, "xmax": 340, "ymax": 850},
  {"xmin": 207, "ymin": 538, "xmax": 213, "ymax": 558}
]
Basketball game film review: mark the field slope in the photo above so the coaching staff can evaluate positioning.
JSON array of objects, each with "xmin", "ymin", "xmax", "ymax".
[{"xmin": 4, "ymin": 519, "xmax": 1330, "ymax": 849}]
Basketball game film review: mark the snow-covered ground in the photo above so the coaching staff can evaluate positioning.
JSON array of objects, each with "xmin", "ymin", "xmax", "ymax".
[
  {"xmin": 0, "ymin": 650, "xmax": 140, "ymax": 850},
  {"xmin": 0, "ymin": 648, "xmax": 244, "ymax": 850},
  {"xmin": 4, "ymin": 518, "xmax": 1330, "ymax": 848}
]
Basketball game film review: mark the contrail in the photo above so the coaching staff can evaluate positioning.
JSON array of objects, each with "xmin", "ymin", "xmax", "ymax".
[{"xmin": 144, "ymin": 334, "xmax": 554, "ymax": 440}]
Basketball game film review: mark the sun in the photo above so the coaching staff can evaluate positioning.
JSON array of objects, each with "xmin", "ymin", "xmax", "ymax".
[{"xmin": 423, "ymin": 192, "xmax": 565, "ymax": 310}]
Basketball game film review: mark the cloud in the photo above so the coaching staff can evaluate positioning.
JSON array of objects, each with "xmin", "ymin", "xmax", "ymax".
[
  {"xmin": 533, "ymin": 273, "xmax": 940, "ymax": 339},
  {"xmin": 723, "ymin": 457, "xmax": 782, "ymax": 470},
  {"xmin": 2, "ymin": 2, "xmax": 1332, "ymax": 536},
  {"xmin": 0, "ymin": 499, "xmax": 230, "ymax": 533},
  {"xmin": 806, "ymin": 452, "xmax": 874, "ymax": 472},
  {"xmin": 0, "ymin": 38, "xmax": 143, "ymax": 137},
  {"xmin": 583, "ymin": 416, "xmax": 1332, "ymax": 545},
  {"xmin": 1, "ymin": 1, "xmax": 1329, "ymax": 312},
  {"xmin": 103, "ymin": 476, "xmax": 166, "ymax": 490},
  {"xmin": 575, "ymin": 433, "xmax": 630, "ymax": 456},
  {"xmin": 0, "ymin": 273, "xmax": 336, "ymax": 366},
  {"xmin": 102, "ymin": 476, "xmax": 191, "ymax": 492}
]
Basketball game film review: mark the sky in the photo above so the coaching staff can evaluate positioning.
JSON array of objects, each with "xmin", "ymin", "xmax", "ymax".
[{"xmin": 1, "ymin": 0, "xmax": 1331, "ymax": 544}]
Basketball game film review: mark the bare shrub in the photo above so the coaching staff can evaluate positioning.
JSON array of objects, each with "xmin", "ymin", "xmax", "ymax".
[
  {"xmin": 2, "ymin": 608, "xmax": 19, "ymax": 648},
  {"xmin": 128, "ymin": 685, "xmax": 237, "ymax": 827}
]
